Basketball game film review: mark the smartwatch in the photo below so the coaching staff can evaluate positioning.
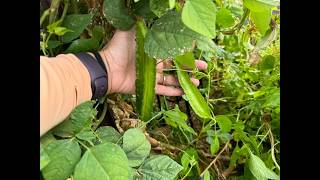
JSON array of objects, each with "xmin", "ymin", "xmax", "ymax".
[{"xmin": 74, "ymin": 52, "xmax": 108, "ymax": 100}]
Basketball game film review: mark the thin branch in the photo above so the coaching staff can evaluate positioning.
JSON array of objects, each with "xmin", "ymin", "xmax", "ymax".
[{"xmin": 200, "ymin": 141, "xmax": 230, "ymax": 177}]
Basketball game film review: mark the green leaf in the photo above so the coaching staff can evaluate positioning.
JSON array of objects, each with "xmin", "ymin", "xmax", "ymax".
[
  {"xmin": 103, "ymin": 0, "xmax": 135, "ymax": 30},
  {"xmin": 42, "ymin": 139, "xmax": 81, "ymax": 180},
  {"xmin": 144, "ymin": 11, "xmax": 215, "ymax": 59},
  {"xmin": 250, "ymin": 10, "xmax": 272, "ymax": 35},
  {"xmin": 53, "ymin": 101, "xmax": 97, "ymax": 137},
  {"xmin": 135, "ymin": 20, "xmax": 157, "ymax": 122},
  {"xmin": 40, "ymin": 132, "xmax": 56, "ymax": 146},
  {"xmin": 182, "ymin": 0, "xmax": 217, "ymax": 38},
  {"xmin": 123, "ymin": 128, "xmax": 151, "ymax": 167},
  {"xmin": 203, "ymin": 169, "xmax": 211, "ymax": 180},
  {"xmin": 216, "ymin": 115, "xmax": 232, "ymax": 133},
  {"xmin": 216, "ymin": 7, "xmax": 235, "ymax": 28},
  {"xmin": 175, "ymin": 51, "xmax": 196, "ymax": 70},
  {"xmin": 150, "ymin": 0, "xmax": 171, "ymax": 17},
  {"xmin": 180, "ymin": 148, "xmax": 199, "ymax": 173},
  {"xmin": 260, "ymin": 55, "xmax": 275, "ymax": 71},
  {"xmin": 229, "ymin": 145, "xmax": 241, "ymax": 167},
  {"xmin": 244, "ymin": 0, "xmax": 278, "ymax": 12},
  {"xmin": 95, "ymin": 126, "xmax": 121, "ymax": 144},
  {"xmin": 62, "ymin": 14, "xmax": 93, "ymax": 43},
  {"xmin": 76, "ymin": 130, "xmax": 96, "ymax": 145},
  {"xmin": 174, "ymin": 60, "xmax": 212, "ymax": 120},
  {"xmin": 248, "ymin": 152, "xmax": 279, "ymax": 180},
  {"xmin": 92, "ymin": 26, "xmax": 105, "ymax": 42},
  {"xmin": 263, "ymin": 90, "xmax": 280, "ymax": 108},
  {"xmin": 64, "ymin": 38, "xmax": 100, "ymax": 53},
  {"xmin": 73, "ymin": 142, "xmax": 130, "ymax": 180},
  {"xmin": 47, "ymin": 40, "xmax": 61, "ymax": 49},
  {"xmin": 132, "ymin": 0, "xmax": 157, "ymax": 21},
  {"xmin": 40, "ymin": 144, "xmax": 50, "ymax": 170},
  {"xmin": 210, "ymin": 135, "xmax": 220, "ymax": 155},
  {"xmin": 163, "ymin": 105, "xmax": 197, "ymax": 135},
  {"xmin": 53, "ymin": 27, "xmax": 73, "ymax": 36},
  {"xmin": 138, "ymin": 155, "xmax": 183, "ymax": 180},
  {"xmin": 169, "ymin": 0, "xmax": 175, "ymax": 9}
]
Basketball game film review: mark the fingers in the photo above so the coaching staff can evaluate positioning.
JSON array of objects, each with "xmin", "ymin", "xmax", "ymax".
[
  {"xmin": 156, "ymin": 60, "xmax": 173, "ymax": 73},
  {"xmin": 154, "ymin": 59, "xmax": 207, "ymax": 96},
  {"xmin": 156, "ymin": 74, "xmax": 179, "ymax": 86},
  {"xmin": 191, "ymin": 77, "xmax": 200, "ymax": 86},
  {"xmin": 195, "ymin": 60, "xmax": 208, "ymax": 70},
  {"xmin": 156, "ymin": 85, "xmax": 184, "ymax": 96}
]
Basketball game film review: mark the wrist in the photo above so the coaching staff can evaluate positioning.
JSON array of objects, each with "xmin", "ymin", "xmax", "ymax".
[{"xmin": 99, "ymin": 49, "xmax": 118, "ymax": 94}]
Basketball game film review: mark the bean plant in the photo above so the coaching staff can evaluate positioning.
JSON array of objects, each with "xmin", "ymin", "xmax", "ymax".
[{"xmin": 40, "ymin": 0, "xmax": 280, "ymax": 179}]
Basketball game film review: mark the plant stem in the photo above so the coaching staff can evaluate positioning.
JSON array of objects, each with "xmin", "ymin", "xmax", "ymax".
[
  {"xmin": 200, "ymin": 141, "xmax": 230, "ymax": 177},
  {"xmin": 181, "ymin": 164, "xmax": 195, "ymax": 180},
  {"xmin": 60, "ymin": 0, "xmax": 70, "ymax": 22},
  {"xmin": 40, "ymin": 9, "xmax": 50, "ymax": 26},
  {"xmin": 221, "ymin": 8, "xmax": 250, "ymax": 35},
  {"xmin": 266, "ymin": 123, "xmax": 280, "ymax": 171},
  {"xmin": 77, "ymin": 139, "xmax": 90, "ymax": 149},
  {"xmin": 92, "ymin": 100, "xmax": 108, "ymax": 131},
  {"xmin": 49, "ymin": 0, "xmax": 62, "ymax": 24}
]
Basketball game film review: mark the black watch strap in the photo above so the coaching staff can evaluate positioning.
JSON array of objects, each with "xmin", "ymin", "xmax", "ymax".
[{"xmin": 75, "ymin": 53, "xmax": 108, "ymax": 100}]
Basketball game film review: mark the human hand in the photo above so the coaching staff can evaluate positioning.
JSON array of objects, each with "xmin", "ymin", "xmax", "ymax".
[{"xmin": 99, "ymin": 28, "xmax": 207, "ymax": 96}]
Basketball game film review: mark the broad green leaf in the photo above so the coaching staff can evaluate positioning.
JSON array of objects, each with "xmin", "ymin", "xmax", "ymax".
[
  {"xmin": 76, "ymin": 130, "xmax": 96, "ymax": 145},
  {"xmin": 123, "ymin": 128, "xmax": 151, "ymax": 167},
  {"xmin": 139, "ymin": 155, "xmax": 183, "ymax": 180},
  {"xmin": 103, "ymin": 0, "xmax": 135, "ymax": 30},
  {"xmin": 180, "ymin": 148, "xmax": 199, "ymax": 173},
  {"xmin": 64, "ymin": 38, "xmax": 100, "ymax": 53},
  {"xmin": 42, "ymin": 139, "xmax": 81, "ymax": 180},
  {"xmin": 244, "ymin": 0, "xmax": 278, "ymax": 12},
  {"xmin": 47, "ymin": 20, "xmax": 62, "ymax": 32},
  {"xmin": 216, "ymin": 7, "xmax": 235, "ymax": 28},
  {"xmin": 216, "ymin": 115, "xmax": 232, "ymax": 133},
  {"xmin": 95, "ymin": 126, "xmax": 121, "ymax": 144},
  {"xmin": 203, "ymin": 170, "xmax": 210, "ymax": 180},
  {"xmin": 248, "ymin": 152, "xmax": 279, "ymax": 180},
  {"xmin": 40, "ymin": 144, "xmax": 50, "ymax": 170},
  {"xmin": 92, "ymin": 26, "xmax": 105, "ymax": 42},
  {"xmin": 260, "ymin": 55, "xmax": 275, "ymax": 71},
  {"xmin": 174, "ymin": 60, "xmax": 212, "ymax": 120},
  {"xmin": 150, "ymin": 0, "xmax": 171, "ymax": 17},
  {"xmin": 250, "ymin": 10, "xmax": 272, "ymax": 35},
  {"xmin": 136, "ymin": 20, "xmax": 156, "ymax": 122},
  {"xmin": 263, "ymin": 90, "xmax": 280, "ymax": 108},
  {"xmin": 163, "ymin": 105, "xmax": 197, "ymax": 135},
  {"xmin": 182, "ymin": 0, "xmax": 217, "ymax": 38},
  {"xmin": 73, "ymin": 142, "xmax": 130, "ymax": 180},
  {"xmin": 217, "ymin": 130, "xmax": 233, "ymax": 143},
  {"xmin": 233, "ymin": 121, "xmax": 245, "ymax": 131},
  {"xmin": 52, "ymin": 27, "xmax": 73, "ymax": 36},
  {"xmin": 47, "ymin": 40, "xmax": 61, "ymax": 49},
  {"xmin": 62, "ymin": 14, "xmax": 93, "ymax": 43},
  {"xmin": 144, "ymin": 11, "xmax": 216, "ymax": 59},
  {"xmin": 175, "ymin": 52, "xmax": 196, "ymax": 70},
  {"xmin": 210, "ymin": 135, "xmax": 220, "ymax": 155},
  {"xmin": 40, "ymin": 132, "xmax": 56, "ymax": 146},
  {"xmin": 53, "ymin": 101, "xmax": 97, "ymax": 137}
]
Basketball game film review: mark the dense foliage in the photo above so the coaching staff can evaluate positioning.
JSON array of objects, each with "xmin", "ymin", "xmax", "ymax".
[{"xmin": 40, "ymin": 0, "xmax": 280, "ymax": 179}]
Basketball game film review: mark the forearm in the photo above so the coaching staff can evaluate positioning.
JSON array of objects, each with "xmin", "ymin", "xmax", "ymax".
[{"xmin": 40, "ymin": 54, "xmax": 92, "ymax": 136}]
